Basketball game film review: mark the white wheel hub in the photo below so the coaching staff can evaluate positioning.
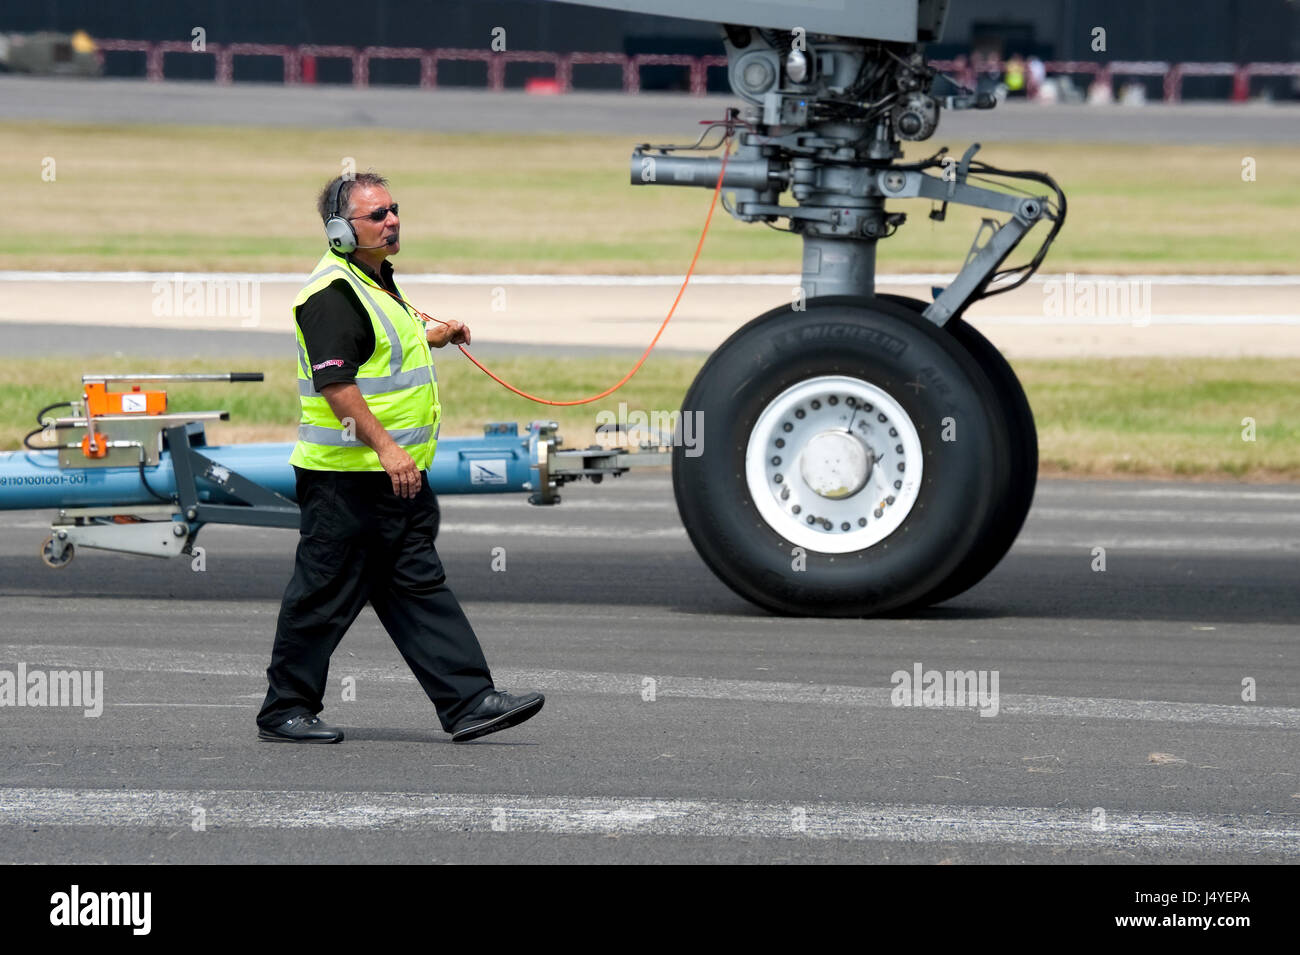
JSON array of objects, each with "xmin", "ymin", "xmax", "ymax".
[
  {"xmin": 799, "ymin": 430, "xmax": 872, "ymax": 499},
  {"xmin": 744, "ymin": 375, "xmax": 923, "ymax": 554}
]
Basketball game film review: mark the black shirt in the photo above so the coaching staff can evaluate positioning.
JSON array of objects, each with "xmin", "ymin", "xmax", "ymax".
[{"xmin": 296, "ymin": 250, "xmax": 411, "ymax": 391}]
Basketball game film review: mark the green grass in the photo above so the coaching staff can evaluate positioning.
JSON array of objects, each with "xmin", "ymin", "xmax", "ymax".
[
  {"xmin": 1022, "ymin": 357, "xmax": 1300, "ymax": 478},
  {"xmin": 4, "ymin": 122, "xmax": 1298, "ymax": 273},
  {"xmin": 5, "ymin": 356, "xmax": 1298, "ymax": 481}
]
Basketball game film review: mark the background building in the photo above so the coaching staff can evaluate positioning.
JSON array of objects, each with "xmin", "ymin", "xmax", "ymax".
[{"xmin": 2, "ymin": 0, "xmax": 1297, "ymax": 96}]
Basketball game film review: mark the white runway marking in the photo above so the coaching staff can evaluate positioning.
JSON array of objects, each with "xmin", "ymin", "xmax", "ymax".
[
  {"xmin": 0, "ymin": 787, "xmax": 1295, "ymax": 854},
  {"xmin": 1119, "ymin": 488, "xmax": 1300, "ymax": 502},
  {"xmin": 2, "ymin": 494, "xmax": 1295, "ymax": 529},
  {"xmin": 1015, "ymin": 534, "xmax": 1300, "ymax": 553},
  {"xmin": 1027, "ymin": 507, "xmax": 1300, "ymax": 525},
  {"xmin": 113, "ymin": 703, "xmax": 245, "ymax": 708},
  {"xmin": 443, "ymin": 497, "xmax": 671, "ymax": 511},
  {"xmin": 3, "ymin": 271, "xmax": 1297, "ymax": 287},
  {"xmin": 439, "ymin": 521, "xmax": 687, "ymax": 538},
  {"xmin": 438, "ymin": 499, "xmax": 1300, "ymax": 524},
  {"xmin": 438, "ymin": 522, "xmax": 1297, "ymax": 552},
  {"xmin": 975, "ymin": 314, "xmax": 1300, "ymax": 325},
  {"xmin": 446, "ymin": 496, "xmax": 1300, "ymax": 518},
  {"xmin": 3, "ymin": 643, "xmax": 1297, "ymax": 728}
]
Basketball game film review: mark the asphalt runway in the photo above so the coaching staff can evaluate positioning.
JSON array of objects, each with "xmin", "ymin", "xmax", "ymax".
[
  {"xmin": 1, "ymin": 472, "xmax": 1297, "ymax": 863},
  {"xmin": 5, "ymin": 75, "xmax": 1300, "ymax": 142}
]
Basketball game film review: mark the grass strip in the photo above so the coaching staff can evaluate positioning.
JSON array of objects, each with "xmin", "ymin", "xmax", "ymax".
[{"xmin": 3, "ymin": 355, "xmax": 1296, "ymax": 481}]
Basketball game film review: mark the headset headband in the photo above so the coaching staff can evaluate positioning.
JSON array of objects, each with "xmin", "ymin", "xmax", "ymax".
[{"xmin": 328, "ymin": 177, "xmax": 348, "ymax": 219}]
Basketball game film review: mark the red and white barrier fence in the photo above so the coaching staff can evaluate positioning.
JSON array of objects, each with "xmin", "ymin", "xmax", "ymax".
[{"xmin": 92, "ymin": 41, "xmax": 1300, "ymax": 101}]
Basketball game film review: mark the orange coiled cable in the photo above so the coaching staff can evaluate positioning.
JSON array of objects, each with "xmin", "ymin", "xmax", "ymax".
[{"xmin": 355, "ymin": 134, "xmax": 733, "ymax": 406}]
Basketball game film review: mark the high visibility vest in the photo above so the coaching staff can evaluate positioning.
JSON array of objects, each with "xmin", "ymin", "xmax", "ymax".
[{"xmin": 289, "ymin": 250, "xmax": 440, "ymax": 472}]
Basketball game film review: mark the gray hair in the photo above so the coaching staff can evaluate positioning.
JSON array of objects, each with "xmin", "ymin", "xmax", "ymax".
[{"xmin": 317, "ymin": 171, "xmax": 389, "ymax": 223}]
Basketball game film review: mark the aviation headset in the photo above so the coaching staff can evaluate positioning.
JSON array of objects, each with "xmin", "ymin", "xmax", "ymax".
[{"xmin": 324, "ymin": 177, "xmax": 358, "ymax": 254}]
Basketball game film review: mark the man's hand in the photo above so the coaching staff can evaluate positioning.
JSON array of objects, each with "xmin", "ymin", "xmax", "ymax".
[
  {"xmin": 378, "ymin": 445, "xmax": 422, "ymax": 499},
  {"xmin": 427, "ymin": 319, "xmax": 470, "ymax": 348},
  {"xmin": 320, "ymin": 382, "xmax": 424, "ymax": 500}
]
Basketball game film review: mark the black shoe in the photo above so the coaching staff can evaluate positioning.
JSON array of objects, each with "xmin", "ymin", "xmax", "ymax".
[
  {"xmin": 450, "ymin": 690, "xmax": 544, "ymax": 743},
  {"xmin": 257, "ymin": 715, "xmax": 344, "ymax": 743}
]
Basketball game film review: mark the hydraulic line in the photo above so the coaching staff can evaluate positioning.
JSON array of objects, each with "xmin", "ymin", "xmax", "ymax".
[
  {"xmin": 347, "ymin": 134, "xmax": 734, "ymax": 407},
  {"xmin": 23, "ymin": 401, "xmax": 74, "ymax": 450}
]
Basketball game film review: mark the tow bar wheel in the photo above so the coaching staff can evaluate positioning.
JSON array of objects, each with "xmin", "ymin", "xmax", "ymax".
[
  {"xmin": 40, "ymin": 535, "xmax": 74, "ymax": 569},
  {"xmin": 673, "ymin": 296, "xmax": 1008, "ymax": 617}
]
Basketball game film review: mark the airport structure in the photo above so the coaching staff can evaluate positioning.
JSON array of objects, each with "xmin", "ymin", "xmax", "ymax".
[{"xmin": 2, "ymin": 0, "xmax": 1298, "ymax": 99}]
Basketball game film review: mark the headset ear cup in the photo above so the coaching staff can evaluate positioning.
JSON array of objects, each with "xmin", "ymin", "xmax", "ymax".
[{"xmin": 325, "ymin": 215, "xmax": 356, "ymax": 253}]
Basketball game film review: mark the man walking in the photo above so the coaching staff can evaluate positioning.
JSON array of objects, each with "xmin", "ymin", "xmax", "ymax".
[{"xmin": 257, "ymin": 171, "xmax": 543, "ymax": 744}]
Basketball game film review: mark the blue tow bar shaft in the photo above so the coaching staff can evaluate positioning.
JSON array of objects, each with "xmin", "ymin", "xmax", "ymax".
[{"xmin": 0, "ymin": 435, "xmax": 534, "ymax": 511}]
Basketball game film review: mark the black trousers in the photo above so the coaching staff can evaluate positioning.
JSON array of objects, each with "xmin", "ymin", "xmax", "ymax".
[{"xmin": 258, "ymin": 466, "xmax": 495, "ymax": 732}]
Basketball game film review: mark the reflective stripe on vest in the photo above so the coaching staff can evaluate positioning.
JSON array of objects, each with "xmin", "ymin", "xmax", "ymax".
[
  {"xmin": 297, "ymin": 364, "xmax": 433, "ymax": 397},
  {"xmin": 298, "ymin": 424, "xmax": 434, "ymax": 447}
]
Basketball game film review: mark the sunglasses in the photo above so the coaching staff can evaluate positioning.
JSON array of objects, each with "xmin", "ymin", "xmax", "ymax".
[{"xmin": 348, "ymin": 204, "xmax": 399, "ymax": 222}]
